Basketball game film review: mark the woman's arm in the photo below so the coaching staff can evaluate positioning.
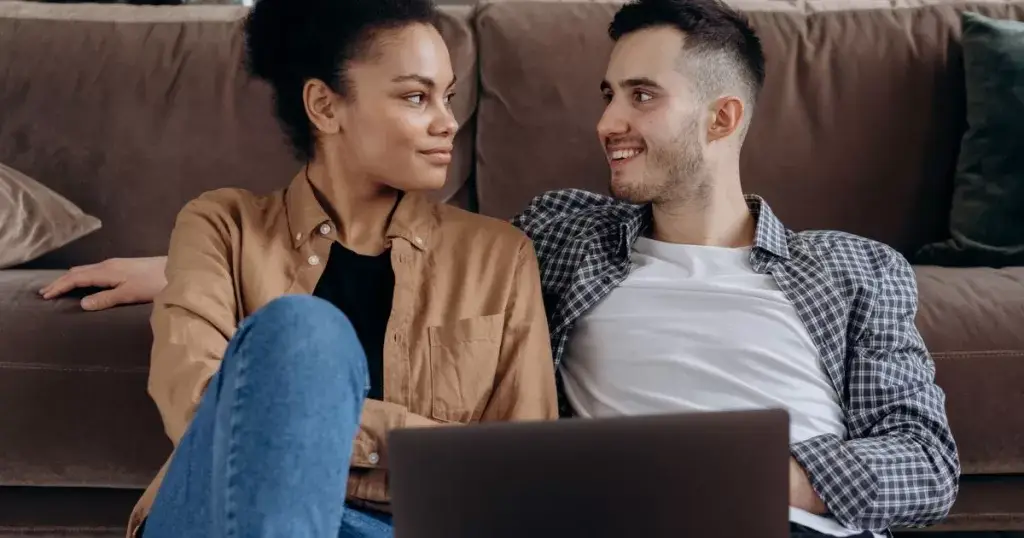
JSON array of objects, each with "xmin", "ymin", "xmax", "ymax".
[
  {"xmin": 148, "ymin": 196, "xmax": 238, "ymax": 443},
  {"xmin": 480, "ymin": 237, "xmax": 559, "ymax": 422},
  {"xmin": 350, "ymin": 237, "xmax": 560, "ymax": 468}
]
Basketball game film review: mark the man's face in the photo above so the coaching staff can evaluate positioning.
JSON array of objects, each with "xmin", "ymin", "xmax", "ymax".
[{"xmin": 598, "ymin": 26, "xmax": 709, "ymax": 205}]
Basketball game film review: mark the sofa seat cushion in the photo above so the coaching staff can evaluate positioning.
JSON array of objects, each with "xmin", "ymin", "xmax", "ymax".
[
  {"xmin": 914, "ymin": 266, "xmax": 1024, "ymax": 474},
  {"xmin": 0, "ymin": 270, "xmax": 169, "ymax": 488},
  {"xmin": 895, "ymin": 475, "xmax": 1024, "ymax": 532}
]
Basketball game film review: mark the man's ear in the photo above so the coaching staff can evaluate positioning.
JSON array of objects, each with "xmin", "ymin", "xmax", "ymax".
[
  {"xmin": 706, "ymin": 95, "xmax": 745, "ymax": 143},
  {"xmin": 303, "ymin": 79, "xmax": 342, "ymax": 135}
]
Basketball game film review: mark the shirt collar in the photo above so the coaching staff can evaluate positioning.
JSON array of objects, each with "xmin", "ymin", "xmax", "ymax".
[
  {"xmin": 745, "ymin": 194, "xmax": 790, "ymax": 260},
  {"xmin": 617, "ymin": 194, "xmax": 790, "ymax": 260},
  {"xmin": 285, "ymin": 167, "xmax": 437, "ymax": 251}
]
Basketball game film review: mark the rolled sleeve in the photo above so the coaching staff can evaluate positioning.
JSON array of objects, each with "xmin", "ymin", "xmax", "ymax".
[{"xmin": 793, "ymin": 253, "xmax": 960, "ymax": 531}]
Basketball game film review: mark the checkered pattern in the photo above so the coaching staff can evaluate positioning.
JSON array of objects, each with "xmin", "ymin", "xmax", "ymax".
[{"xmin": 512, "ymin": 189, "xmax": 960, "ymax": 533}]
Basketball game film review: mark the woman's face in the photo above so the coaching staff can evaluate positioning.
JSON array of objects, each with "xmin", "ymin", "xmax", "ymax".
[{"xmin": 320, "ymin": 23, "xmax": 458, "ymax": 192}]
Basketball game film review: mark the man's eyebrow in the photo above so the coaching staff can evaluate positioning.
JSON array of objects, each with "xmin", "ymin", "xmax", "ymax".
[
  {"xmin": 600, "ymin": 77, "xmax": 662, "ymax": 92},
  {"xmin": 620, "ymin": 77, "xmax": 662, "ymax": 89},
  {"xmin": 391, "ymin": 74, "xmax": 458, "ymax": 89}
]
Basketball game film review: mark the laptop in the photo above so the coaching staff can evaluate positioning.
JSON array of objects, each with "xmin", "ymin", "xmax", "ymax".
[{"xmin": 388, "ymin": 408, "xmax": 790, "ymax": 538}]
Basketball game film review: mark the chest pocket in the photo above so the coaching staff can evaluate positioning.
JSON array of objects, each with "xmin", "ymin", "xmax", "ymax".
[{"xmin": 427, "ymin": 314, "xmax": 504, "ymax": 423}]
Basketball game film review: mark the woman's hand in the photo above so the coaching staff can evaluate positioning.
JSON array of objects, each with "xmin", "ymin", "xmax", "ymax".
[{"xmin": 39, "ymin": 256, "xmax": 168, "ymax": 311}]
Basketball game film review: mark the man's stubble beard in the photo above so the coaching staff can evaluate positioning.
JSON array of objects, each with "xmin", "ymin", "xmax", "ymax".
[{"xmin": 610, "ymin": 113, "xmax": 710, "ymax": 207}]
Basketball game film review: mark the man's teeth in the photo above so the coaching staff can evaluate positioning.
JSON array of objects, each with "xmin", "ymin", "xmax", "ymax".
[{"xmin": 611, "ymin": 148, "xmax": 643, "ymax": 160}]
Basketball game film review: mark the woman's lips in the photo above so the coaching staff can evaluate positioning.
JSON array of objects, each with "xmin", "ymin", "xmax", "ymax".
[{"xmin": 420, "ymin": 149, "xmax": 452, "ymax": 165}]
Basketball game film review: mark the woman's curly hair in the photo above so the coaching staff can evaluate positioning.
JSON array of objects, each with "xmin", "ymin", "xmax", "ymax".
[{"xmin": 244, "ymin": 0, "xmax": 438, "ymax": 161}]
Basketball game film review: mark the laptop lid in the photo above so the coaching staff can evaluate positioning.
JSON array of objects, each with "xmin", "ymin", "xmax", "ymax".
[{"xmin": 388, "ymin": 408, "xmax": 790, "ymax": 538}]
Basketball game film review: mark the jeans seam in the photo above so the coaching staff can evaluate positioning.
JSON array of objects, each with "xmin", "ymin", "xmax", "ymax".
[{"xmin": 223, "ymin": 322, "xmax": 253, "ymax": 538}]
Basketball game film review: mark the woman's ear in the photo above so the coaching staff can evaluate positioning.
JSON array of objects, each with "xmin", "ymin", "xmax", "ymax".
[{"xmin": 303, "ymin": 79, "xmax": 342, "ymax": 135}]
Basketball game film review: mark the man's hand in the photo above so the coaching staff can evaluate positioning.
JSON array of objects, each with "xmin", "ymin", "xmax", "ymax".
[
  {"xmin": 39, "ymin": 256, "xmax": 168, "ymax": 311},
  {"xmin": 790, "ymin": 456, "xmax": 827, "ymax": 514}
]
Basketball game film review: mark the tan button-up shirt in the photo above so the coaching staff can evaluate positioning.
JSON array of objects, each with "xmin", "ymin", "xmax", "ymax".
[{"xmin": 128, "ymin": 170, "xmax": 558, "ymax": 535}]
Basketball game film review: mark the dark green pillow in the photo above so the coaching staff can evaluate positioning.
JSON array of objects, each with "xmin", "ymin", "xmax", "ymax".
[{"xmin": 916, "ymin": 11, "xmax": 1024, "ymax": 267}]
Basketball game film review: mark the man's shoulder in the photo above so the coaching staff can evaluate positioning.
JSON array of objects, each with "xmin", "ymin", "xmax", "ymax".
[
  {"xmin": 791, "ymin": 228, "xmax": 912, "ymax": 283},
  {"xmin": 512, "ymin": 188, "xmax": 638, "ymax": 240}
]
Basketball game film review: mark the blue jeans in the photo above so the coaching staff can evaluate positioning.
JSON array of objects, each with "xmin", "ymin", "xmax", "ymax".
[{"xmin": 143, "ymin": 295, "xmax": 393, "ymax": 538}]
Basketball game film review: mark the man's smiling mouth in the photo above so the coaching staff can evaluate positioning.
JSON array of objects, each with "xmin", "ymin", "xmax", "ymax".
[{"xmin": 608, "ymin": 147, "xmax": 645, "ymax": 164}]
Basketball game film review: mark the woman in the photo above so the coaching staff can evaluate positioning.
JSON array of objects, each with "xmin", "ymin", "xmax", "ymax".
[{"xmin": 107, "ymin": 0, "xmax": 558, "ymax": 536}]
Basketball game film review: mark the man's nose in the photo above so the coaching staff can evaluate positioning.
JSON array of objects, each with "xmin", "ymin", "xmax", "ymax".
[{"xmin": 596, "ymin": 103, "xmax": 629, "ymax": 140}]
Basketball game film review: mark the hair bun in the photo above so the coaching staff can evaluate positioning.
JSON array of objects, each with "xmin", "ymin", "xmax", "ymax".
[{"xmin": 243, "ymin": 0, "xmax": 316, "ymax": 82}]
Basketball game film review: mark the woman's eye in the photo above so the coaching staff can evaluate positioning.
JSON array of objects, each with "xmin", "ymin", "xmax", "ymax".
[
  {"xmin": 444, "ymin": 93, "xmax": 456, "ymax": 104},
  {"xmin": 406, "ymin": 94, "xmax": 425, "ymax": 105}
]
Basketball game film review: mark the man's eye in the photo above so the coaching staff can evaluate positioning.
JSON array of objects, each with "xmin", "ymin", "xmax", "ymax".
[
  {"xmin": 634, "ymin": 91, "xmax": 652, "ymax": 103},
  {"xmin": 602, "ymin": 92, "xmax": 613, "ymax": 103}
]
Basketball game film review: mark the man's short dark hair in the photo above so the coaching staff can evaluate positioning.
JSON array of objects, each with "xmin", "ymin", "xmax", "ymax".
[
  {"xmin": 244, "ymin": 0, "xmax": 437, "ymax": 161},
  {"xmin": 609, "ymin": 0, "xmax": 765, "ymax": 113}
]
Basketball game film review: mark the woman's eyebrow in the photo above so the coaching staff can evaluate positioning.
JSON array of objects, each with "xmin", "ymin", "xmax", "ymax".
[{"xmin": 391, "ymin": 73, "xmax": 458, "ymax": 89}]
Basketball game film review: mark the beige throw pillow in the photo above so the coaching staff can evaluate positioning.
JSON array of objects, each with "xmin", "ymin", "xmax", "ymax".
[{"xmin": 0, "ymin": 162, "xmax": 101, "ymax": 269}]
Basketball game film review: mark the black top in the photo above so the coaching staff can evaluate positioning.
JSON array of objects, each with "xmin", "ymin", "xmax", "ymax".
[{"xmin": 312, "ymin": 241, "xmax": 395, "ymax": 400}]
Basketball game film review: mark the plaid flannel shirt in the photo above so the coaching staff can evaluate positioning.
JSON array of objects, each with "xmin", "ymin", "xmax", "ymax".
[{"xmin": 511, "ymin": 188, "xmax": 960, "ymax": 533}]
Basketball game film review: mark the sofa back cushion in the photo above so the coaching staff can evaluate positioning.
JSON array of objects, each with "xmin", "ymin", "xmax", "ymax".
[
  {"xmin": 473, "ymin": 0, "xmax": 1024, "ymax": 255},
  {"xmin": 0, "ymin": 2, "xmax": 476, "ymax": 268}
]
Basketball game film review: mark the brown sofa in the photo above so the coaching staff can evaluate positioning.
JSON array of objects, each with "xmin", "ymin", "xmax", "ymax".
[{"xmin": 1, "ymin": 0, "xmax": 1022, "ymax": 535}]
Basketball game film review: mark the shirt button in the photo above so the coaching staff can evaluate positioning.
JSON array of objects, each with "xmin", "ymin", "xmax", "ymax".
[
  {"xmin": 307, "ymin": 255, "xmax": 320, "ymax": 266},
  {"xmin": 319, "ymin": 223, "xmax": 331, "ymax": 235},
  {"xmin": 368, "ymin": 452, "xmax": 380, "ymax": 465}
]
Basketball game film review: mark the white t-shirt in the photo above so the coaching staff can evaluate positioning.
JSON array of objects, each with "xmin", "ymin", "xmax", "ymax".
[{"xmin": 561, "ymin": 237, "xmax": 880, "ymax": 537}]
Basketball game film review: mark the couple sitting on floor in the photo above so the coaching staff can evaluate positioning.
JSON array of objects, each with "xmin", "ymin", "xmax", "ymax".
[{"xmin": 39, "ymin": 0, "xmax": 960, "ymax": 536}]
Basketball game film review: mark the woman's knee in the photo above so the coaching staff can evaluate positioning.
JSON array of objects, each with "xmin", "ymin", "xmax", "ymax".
[
  {"xmin": 252, "ymin": 295, "xmax": 355, "ymax": 336},
  {"xmin": 224, "ymin": 295, "xmax": 368, "ymax": 390}
]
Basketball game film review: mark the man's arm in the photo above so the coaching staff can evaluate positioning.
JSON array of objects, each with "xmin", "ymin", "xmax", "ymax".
[
  {"xmin": 38, "ymin": 189, "xmax": 604, "ymax": 311},
  {"xmin": 790, "ymin": 251, "xmax": 960, "ymax": 531},
  {"xmin": 40, "ymin": 256, "xmax": 168, "ymax": 310}
]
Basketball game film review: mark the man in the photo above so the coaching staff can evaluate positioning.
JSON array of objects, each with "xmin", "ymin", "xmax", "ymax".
[{"xmin": 40, "ymin": 0, "xmax": 959, "ymax": 536}]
